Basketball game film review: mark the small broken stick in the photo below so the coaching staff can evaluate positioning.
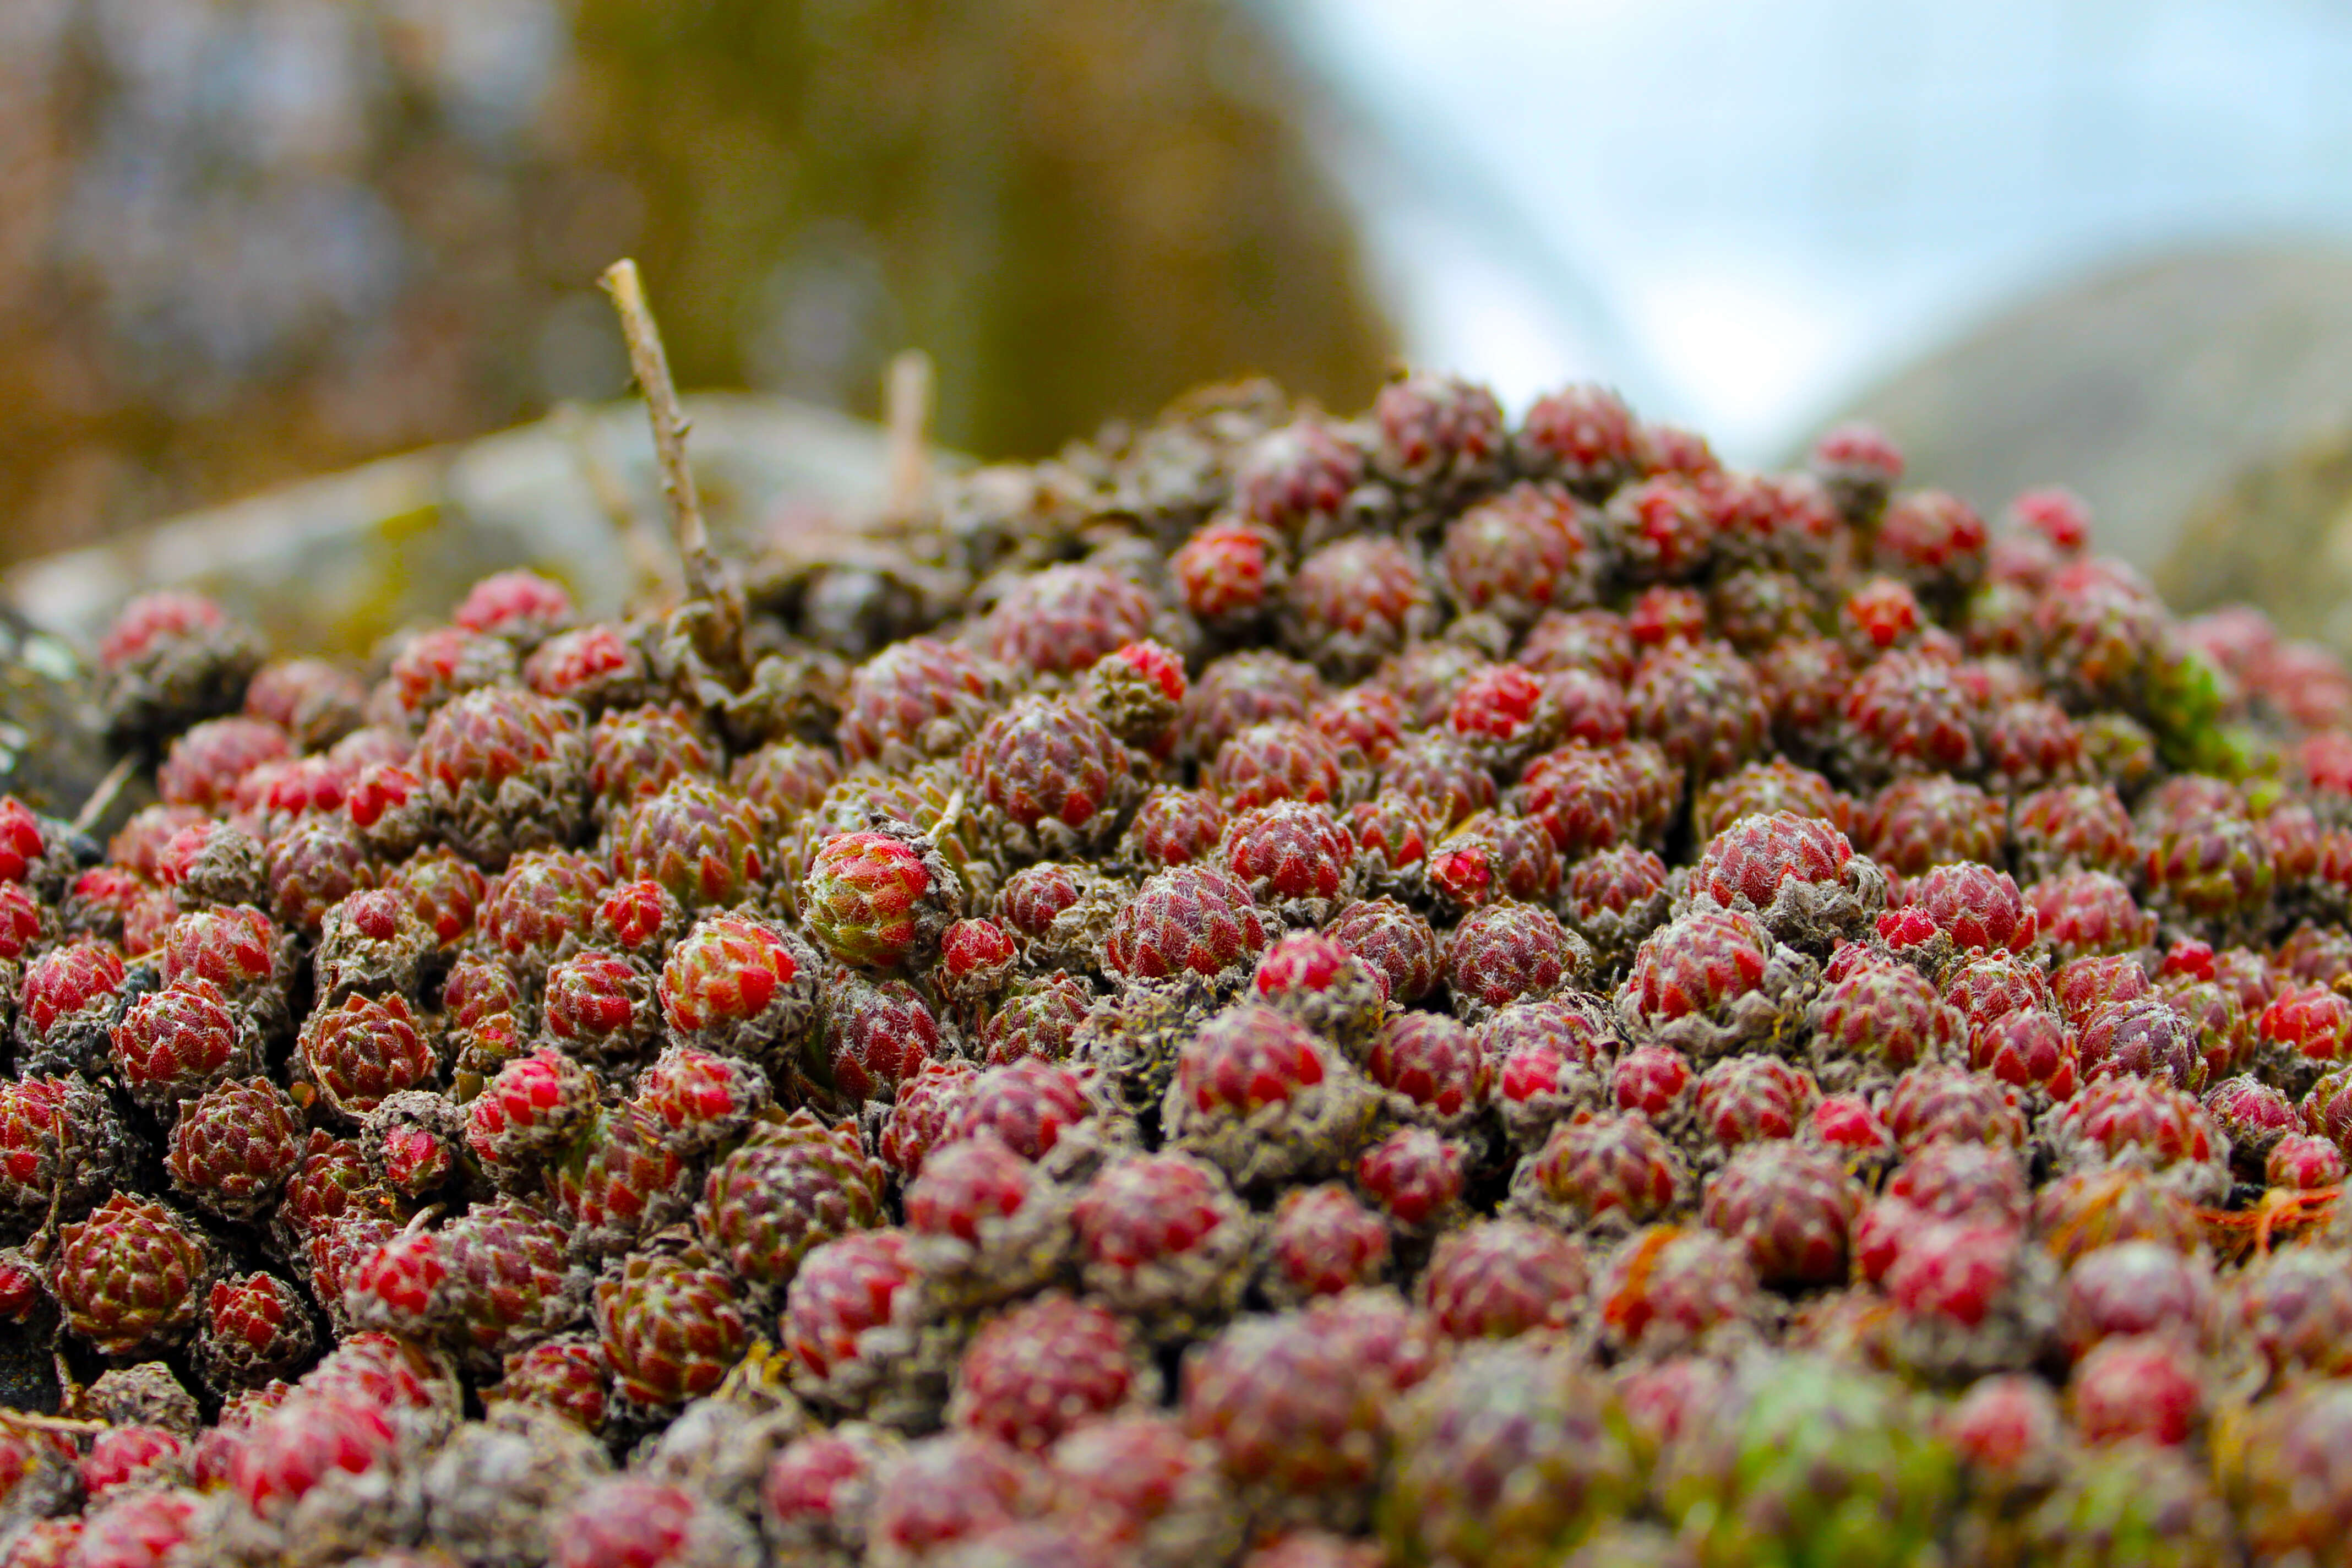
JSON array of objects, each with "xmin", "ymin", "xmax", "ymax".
[{"xmin": 598, "ymin": 258, "xmax": 745, "ymax": 676}]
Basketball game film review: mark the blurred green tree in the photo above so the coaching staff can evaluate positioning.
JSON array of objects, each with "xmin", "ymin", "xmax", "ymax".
[{"xmin": 0, "ymin": 0, "xmax": 1391, "ymax": 563}]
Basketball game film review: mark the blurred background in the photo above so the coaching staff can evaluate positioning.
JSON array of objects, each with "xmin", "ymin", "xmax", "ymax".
[{"xmin": 12, "ymin": 0, "xmax": 2352, "ymax": 657}]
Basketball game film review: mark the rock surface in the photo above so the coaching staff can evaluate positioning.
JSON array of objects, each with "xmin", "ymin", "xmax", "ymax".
[{"xmin": 1817, "ymin": 244, "xmax": 2352, "ymax": 633}]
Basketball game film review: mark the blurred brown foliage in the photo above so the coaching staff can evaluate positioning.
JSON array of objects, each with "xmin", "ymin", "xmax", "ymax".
[{"xmin": 0, "ymin": 0, "xmax": 1392, "ymax": 564}]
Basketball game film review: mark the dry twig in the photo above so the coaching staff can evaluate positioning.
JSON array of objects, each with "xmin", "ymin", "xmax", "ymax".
[{"xmin": 882, "ymin": 349, "xmax": 937, "ymax": 529}]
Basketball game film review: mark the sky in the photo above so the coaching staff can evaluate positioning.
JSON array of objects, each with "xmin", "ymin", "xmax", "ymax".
[{"xmin": 1273, "ymin": 0, "xmax": 2352, "ymax": 461}]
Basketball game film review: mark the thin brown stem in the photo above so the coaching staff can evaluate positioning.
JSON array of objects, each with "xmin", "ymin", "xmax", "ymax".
[
  {"xmin": 597, "ymin": 260, "xmax": 721, "ymax": 605},
  {"xmin": 0, "ymin": 1409, "xmax": 107, "ymax": 1436},
  {"xmin": 29, "ymin": 1163, "xmax": 66, "ymax": 1264},
  {"xmin": 883, "ymin": 349, "xmax": 937, "ymax": 526},
  {"xmin": 71, "ymin": 754, "xmax": 136, "ymax": 837}
]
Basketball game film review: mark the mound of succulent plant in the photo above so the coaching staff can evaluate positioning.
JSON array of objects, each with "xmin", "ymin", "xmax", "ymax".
[{"xmin": 6, "ymin": 358, "xmax": 2352, "ymax": 1568}]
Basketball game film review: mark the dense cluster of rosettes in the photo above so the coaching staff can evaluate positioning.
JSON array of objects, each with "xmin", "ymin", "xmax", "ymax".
[{"xmin": 9, "ymin": 374, "xmax": 2352, "ymax": 1566}]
